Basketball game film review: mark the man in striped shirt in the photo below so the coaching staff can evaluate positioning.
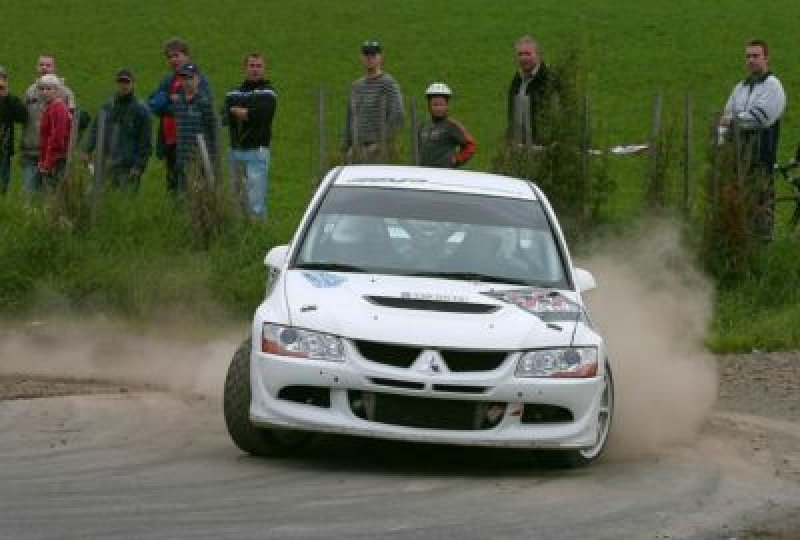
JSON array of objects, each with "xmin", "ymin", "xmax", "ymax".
[
  {"xmin": 344, "ymin": 40, "xmax": 404, "ymax": 163},
  {"xmin": 173, "ymin": 63, "xmax": 217, "ymax": 193}
]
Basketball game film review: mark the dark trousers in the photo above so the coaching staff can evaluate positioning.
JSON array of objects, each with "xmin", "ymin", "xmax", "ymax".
[
  {"xmin": 108, "ymin": 166, "xmax": 141, "ymax": 193},
  {"xmin": 165, "ymin": 144, "xmax": 179, "ymax": 193},
  {"xmin": 0, "ymin": 154, "xmax": 10, "ymax": 194},
  {"xmin": 41, "ymin": 159, "xmax": 67, "ymax": 191}
]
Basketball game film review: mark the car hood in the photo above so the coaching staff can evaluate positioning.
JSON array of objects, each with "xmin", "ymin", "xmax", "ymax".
[{"xmin": 282, "ymin": 270, "xmax": 585, "ymax": 350}]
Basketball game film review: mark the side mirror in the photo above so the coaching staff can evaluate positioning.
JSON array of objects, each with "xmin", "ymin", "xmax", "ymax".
[
  {"xmin": 574, "ymin": 267, "xmax": 596, "ymax": 293},
  {"xmin": 264, "ymin": 245, "xmax": 289, "ymax": 269}
]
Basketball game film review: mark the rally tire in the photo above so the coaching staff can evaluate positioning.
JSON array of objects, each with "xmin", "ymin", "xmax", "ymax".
[
  {"xmin": 537, "ymin": 363, "xmax": 614, "ymax": 468},
  {"xmin": 223, "ymin": 339, "xmax": 310, "ymax": 456}
]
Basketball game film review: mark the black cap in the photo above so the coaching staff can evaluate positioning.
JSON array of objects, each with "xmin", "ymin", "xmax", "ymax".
[
  {"xmin": 115, "ymin": 68, "xmax": 134, "ymax": 82},
  {"xmin": 361, "ymin": 40, "xmax": 381, "ymax": 55},
  {"xmin": 178, "ymin": 63, "xmax": 199, "ymax": 76}
]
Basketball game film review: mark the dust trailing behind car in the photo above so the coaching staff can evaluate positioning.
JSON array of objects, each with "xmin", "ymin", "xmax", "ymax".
[
  {"xmin": 0, "ymin": 319, "xmax": 238, "ymax": 399},
  {"xmin": 581, "ymin": 221, "xmax": 718, "ymax": 458}
]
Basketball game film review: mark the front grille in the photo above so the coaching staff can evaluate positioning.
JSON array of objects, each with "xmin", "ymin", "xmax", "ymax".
[
  {"xmin": 277, "ymin": 386, "xmax": 331, "ymax": 408},
  {"xmin": 432, "ymin": 384, "xmax": 489, "ymax": 394},
  {"xmin": 369, "ymin": 377, "xmax": 425, "ymax": 390},
  {"xmin": 348, "ymin": 390, "xmax": 505, "ymax": 430},
  {"xmin": 353, "ymin": 339, "xmax": 509, "ymax": 372},
  {"xmin": 520, "ymin": 404, "xmax": 573, "ymax": 424},
  {"xmin": 440, "ymin": 350, "xmax": 508, "ymax": 372},
  {"xmin": 364, "ymin": 296, "xmax": 500, "ymax": 314},
  {"xmin": 353, "ymin": 340, "xmax": 421, "ymax": 368}
]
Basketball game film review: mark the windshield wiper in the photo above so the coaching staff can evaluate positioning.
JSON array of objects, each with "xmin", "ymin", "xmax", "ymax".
[
  {"xmin": 407, "ymin": 271, "xmax": 532, "ymax": 286},
  {"xmin": 294, "ymin": 262, "xmax": 368, "ymax": 273}
]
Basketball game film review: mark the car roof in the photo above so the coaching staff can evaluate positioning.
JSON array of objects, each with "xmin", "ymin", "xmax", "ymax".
[{"xmin": 331, "ymin": 165, "xmax": 538, "ymax": 200}]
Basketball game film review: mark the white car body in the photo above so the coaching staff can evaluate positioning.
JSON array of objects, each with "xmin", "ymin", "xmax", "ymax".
[{"xmin": 246, "ymin": 165, "xmax": 610, "ymax": 456}]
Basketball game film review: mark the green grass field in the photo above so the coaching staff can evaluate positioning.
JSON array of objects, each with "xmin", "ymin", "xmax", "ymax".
[{"xmin": 2, "ymin": 0, "xmax": 800, "ymax": 351}]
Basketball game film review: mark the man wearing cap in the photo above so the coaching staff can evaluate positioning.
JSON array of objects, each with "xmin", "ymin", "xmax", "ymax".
[
  {"xmin": 506, "ymin": 36, "xmax": 552, "ymax": 145},
  {"xmin": 344, "ymin": 40, "xmax": 404, "ymax": 163},
  {"xmin": 173, "ymin": 62, "xmax": 217, "ymax": 193},
  {"xmin": 0, "ymin": 66, "xmax": 28, "ymax": 194},
  {"xmin": 20, "ymin": 54, "xmax": 76, "ymax": 193},
  {"xmin": 148, "ymin": 37, "xmax": 212, "ymax": 194},
  {"xmin": 37, "ymin": 74, "xmax": 72, "ymax": 189},
  {"xmin": 83, "ymin": 69, "xmax": 152, "ymax": 193},
  {"xmin": 223, "ymin": 52, "xmax": 276, "ymax": 219}
]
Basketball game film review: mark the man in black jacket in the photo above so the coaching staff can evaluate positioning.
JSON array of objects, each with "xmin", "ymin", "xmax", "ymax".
[
  {"xmin": 0, "ymin": 67, "xmax": 28, "ymax": 194},
  {"xmin": 223, "ymin": 53, "xmax": 276, "ymax": 219},
  {"xmin": 83, "ymin": 69, "xmax": 152, "ymax": 192},
  {"xmin": 506, "ymin": 36, "xmax": 551, "ymax": 145}
]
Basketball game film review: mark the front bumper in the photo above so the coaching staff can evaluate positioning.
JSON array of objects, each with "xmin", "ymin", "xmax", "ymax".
[{"xmin": 249, "ymin": 348, "xmax": 605, "ymax": 449}]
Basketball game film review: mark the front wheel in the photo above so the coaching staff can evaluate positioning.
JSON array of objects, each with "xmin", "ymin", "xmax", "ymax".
[
  {"xmin": 223, "ymin": 339, "xmax": 311, "ymax": 456},
  {"xmin": 537, "ymin": 363, "xmax": 614, "ymax": 468}
]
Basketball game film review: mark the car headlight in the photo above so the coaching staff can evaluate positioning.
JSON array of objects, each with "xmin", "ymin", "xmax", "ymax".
[
  {"xmin": 516, "ymin": 347, "xmax": 598, "ymax": 378},
  {"xmin": 261, "ymin": 323, "xmax": 345, "ymax": 362}
]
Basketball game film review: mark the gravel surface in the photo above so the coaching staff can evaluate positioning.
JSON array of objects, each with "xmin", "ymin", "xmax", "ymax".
[{"xmin": 1, "ymin": 351, "xmax": 798, "ymax": 539}]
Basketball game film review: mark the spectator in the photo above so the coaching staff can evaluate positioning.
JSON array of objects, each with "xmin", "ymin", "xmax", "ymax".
[
  {"xmin": 20, "ymin": 54, "xmax": 76, "ymax": 193},
  {"xmin": 719, "ymin": 39, "xmax": 786, "ymax": 240},
  {"xmin": 344, "ymin": 40, "xmax": 404, "ymax": 163},
  {"xmin": 37, "ymin": 74, "xmax": 72, "ymax": 190},
  {"xmin": 82, "ymin": 69, "xmax": 152, "ymax": 193},
  {"xmin": 0, "ymin": 66, "xmax": 27, "ymax": 194},
  {"xmin": 720, "ymin": 39, "xmax": 785, "ymax": 173},
  {"xmin": 173, "ymin": 63, "xmax": 217, "ymax": 193},
  {"xmin": 507, "ymin": 36, "xmax": 551, "ymax": 145},
  {"xmin": 418, "ymin": 82, "xmax": 476, "ymax": 168},
  {"xmin": 223, "ymin": 52, "xmax": 276, "ymax": 219},
  {"xmin": 148, "ymin": 37, "xmax": 212, "ymax": 194}
]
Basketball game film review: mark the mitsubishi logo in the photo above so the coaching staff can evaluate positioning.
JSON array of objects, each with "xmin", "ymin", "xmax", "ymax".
[
  {"xmin": 415, "ymin": 350, "xmax": 446, "ymax": 375},
  {"xmin": 429, "ymin": 356, "xmax": 442, "ymax": 373}
]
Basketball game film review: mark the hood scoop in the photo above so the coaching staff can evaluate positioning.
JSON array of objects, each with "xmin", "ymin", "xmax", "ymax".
[{"xmin": 364, "ymin": 295, "xmax": 500, "ymax": 314}]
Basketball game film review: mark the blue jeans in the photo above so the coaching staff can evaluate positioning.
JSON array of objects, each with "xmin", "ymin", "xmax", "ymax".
[
  {"xmin": 230, "ymin": 147, "xmax": 270, "ymax": 219},
  {"xmin": 21, "ymin": 157, "xmax": 40, "ymax": 193}
]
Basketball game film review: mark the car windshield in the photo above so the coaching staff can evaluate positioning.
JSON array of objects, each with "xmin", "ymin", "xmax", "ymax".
[{"xmin": 293, "ymin": 185, "xmax": 570, "ymax": 288}]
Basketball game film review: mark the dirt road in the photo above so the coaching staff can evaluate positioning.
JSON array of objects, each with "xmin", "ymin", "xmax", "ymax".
[{"xmin": 1, "ymin": 327, "xmax": 799, "ymax": 539}]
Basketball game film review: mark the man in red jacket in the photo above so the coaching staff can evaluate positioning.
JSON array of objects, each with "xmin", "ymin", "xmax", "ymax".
[{"xmin": 37, "ymin": 74, "xmax": 71, "ymax": 189}]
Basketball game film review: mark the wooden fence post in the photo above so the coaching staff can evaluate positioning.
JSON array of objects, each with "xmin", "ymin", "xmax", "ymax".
[
  {"xmin": 196, "ymin": 133, "xmax": 215, "ymax": 188},
  {"xmin": 318, "ymin": 87, "xmax": 327, "ymax": 178},
  {"xmin": 647, "ymin": 91, "xmax": 664, "ymax": 207},
  {"xmin": 90, "ymin": 109, "xmax": 107, "ymax": 225},
  {"xmin": 683, "ymin": 90, "xmax": 692, "ymax": 217},
  {"xmin": 409, "ymin": 96, "xmax": 419, "ymax": 165}
]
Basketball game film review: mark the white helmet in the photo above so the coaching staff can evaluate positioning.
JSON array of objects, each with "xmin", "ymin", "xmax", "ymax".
[{"xmin": 425, "ymin": 82, "xmax": 452, "ymax": 98}]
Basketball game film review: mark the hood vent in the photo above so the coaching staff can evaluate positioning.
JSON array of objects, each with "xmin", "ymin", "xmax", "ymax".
[{"xmin": 364, "ymin": 296, "xmax": 500, "ymax": 314}]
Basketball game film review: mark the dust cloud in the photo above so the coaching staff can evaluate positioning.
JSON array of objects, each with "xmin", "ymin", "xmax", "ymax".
[
  {"xmin": 1, "ymin": 220, "xmax": 718, "ymax": 458},
  {"xmin": 580, "ymin": 220, "xmax": 718, "ymax": 458},
  {"xmin": 0, "ymin": 318, "xmax": 245, "ymax": 399}
]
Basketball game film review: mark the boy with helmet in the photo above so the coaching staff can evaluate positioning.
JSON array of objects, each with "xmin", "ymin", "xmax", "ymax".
[{"xmin": 418, "ymin": 82, "xmax": 476, "ymax": 168}]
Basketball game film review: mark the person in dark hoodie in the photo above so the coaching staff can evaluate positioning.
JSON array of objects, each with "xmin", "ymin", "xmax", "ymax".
[
  {"xmin": 223, "ymin": 52, "xmax": 276, "ymax": 219},
  {"xmin": 148, "ymin": 37, "xmax": 212, "ymax": 194},
  {"xmin": 82, "ymin": 69, "xmax": 152, "ymax": 193},
  {"xmin": 0, "ymin": 66, "xmax": 27, "ymax": 194},
  {"xmin": 506, "ymin": 35, "xmax": 552, "ymax": 145}
]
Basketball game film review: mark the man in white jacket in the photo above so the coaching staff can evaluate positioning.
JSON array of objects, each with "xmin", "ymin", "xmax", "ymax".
[
  {"xmin": 720, "ymin": 39, "xmax": 786, "ymax": 172},
  {"xmin": 720, "ymin": 39, "xmax": 786, "ymax": 240}
]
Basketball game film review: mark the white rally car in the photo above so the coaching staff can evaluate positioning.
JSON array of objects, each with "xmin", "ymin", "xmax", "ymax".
[{"xmin": 224, "ymin": 165, "xmax": 613, "ymax": 467}]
